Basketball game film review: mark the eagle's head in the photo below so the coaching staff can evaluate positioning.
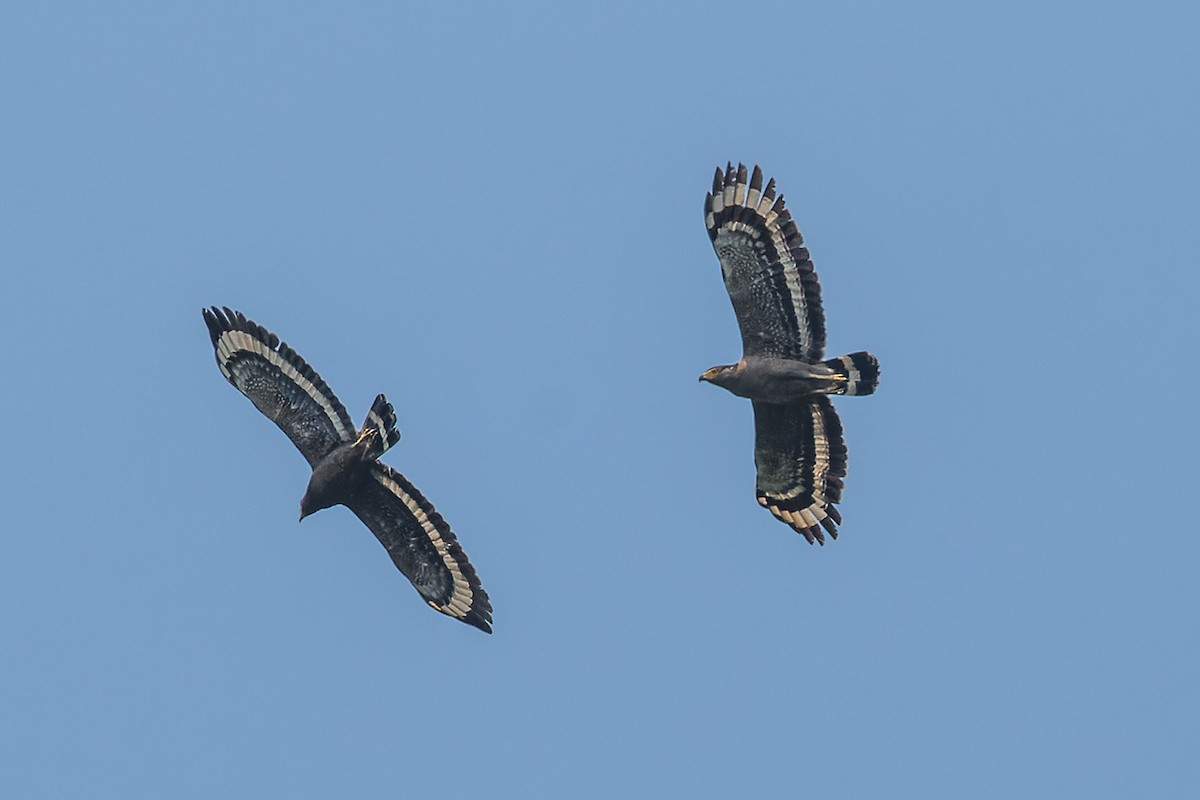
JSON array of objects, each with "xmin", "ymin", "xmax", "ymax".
[
  {"xmin": 699, "ymin": 363, "xmax": 738, "ymax": 388},
  {"xmin": 299, "ymin": 482, "xmax": 333, "ymax": 522},
  {"xmin": 299, "ymin": 494, "xmax": 318, "ymax": 522}
]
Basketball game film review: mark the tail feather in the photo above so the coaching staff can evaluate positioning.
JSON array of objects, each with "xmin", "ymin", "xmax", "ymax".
[
  {"xmin": 824, "ymin": 352, "xmax": 879, "ymax": 396},
  {"xmin": 360, "ymin": 393, "xmax": 401, "ymax": 459}
]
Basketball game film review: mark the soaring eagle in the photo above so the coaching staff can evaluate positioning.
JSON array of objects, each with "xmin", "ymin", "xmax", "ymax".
[
  {"xmin": 700, "ymin": 164, "xmax": 879, "ymax": 545},
  {"xmin": 203, "ymin": 307, "xmax": 492, "ymax": 632}
]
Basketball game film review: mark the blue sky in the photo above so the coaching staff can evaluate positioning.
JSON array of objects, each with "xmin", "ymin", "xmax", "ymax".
[{"xmin": 2, "ymin": 2, "xmax": 1197, "ymax": 797}]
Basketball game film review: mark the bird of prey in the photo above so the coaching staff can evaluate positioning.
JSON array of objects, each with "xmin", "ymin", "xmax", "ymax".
[
  {"xmin": 700, "ymin": 164, "xmax": 879, "ymax": 545},
  {"xmin": 202, "ymin": 306, "xmax": 492, "ymax": 632}
]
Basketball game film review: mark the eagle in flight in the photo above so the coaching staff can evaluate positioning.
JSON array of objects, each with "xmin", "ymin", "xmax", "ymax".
[
  {"xmin": 203, "ymin": 307, "xmax": 492, "ymax": 632},
  {"xmin": 700, "ymin": 164, "xmax": 879, "ymax": 545}
]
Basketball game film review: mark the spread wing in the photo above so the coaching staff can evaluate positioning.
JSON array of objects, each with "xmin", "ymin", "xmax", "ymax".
[
  {"xmin": 347, "ymin": 463, "xmax": 492, "ymax": 633},
  {"xmin": 203, "ymin": 306, "xmax": 356, "ymax": 467},
  {"xmin": 705, "ymin": 163, "xmax": 826, "ymax": 361},
  {"xmin": 752, "ymin": 397, "xmax": 848, "ymax": 545}
]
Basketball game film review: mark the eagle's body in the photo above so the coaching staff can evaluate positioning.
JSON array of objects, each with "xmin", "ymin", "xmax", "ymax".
[
  {"xmin": 701, "ymin": 356, "xmax": 844, "ymax": 401},
  {"xmin": 701, "ymin": 164, "xmax": 879, "ymax": 544},
  {"xmin": 299, "ymin": 437, "xmax": 375, "ymax": 520},
  {"xmin": 203, "ymin": 306, "xmax": 492, "ymax": 633}
]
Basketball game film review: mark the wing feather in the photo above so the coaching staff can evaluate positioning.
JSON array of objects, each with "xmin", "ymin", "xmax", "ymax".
[
  {"xmin": 705, "ymin": 163, "xmax": 826, "ymax": 361},
  {"xmin": 203, "ymin": 306, "xmax": 356, "ymax": 467},
  {"xmin": 752, "ymin": 397, "xmax": 848, "ymax": 545},
  {"xmin": 347, "ymin": 463, "xmax": 492, "ymax": 633}
]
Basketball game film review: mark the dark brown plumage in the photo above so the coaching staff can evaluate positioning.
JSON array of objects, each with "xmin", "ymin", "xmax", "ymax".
[
  {"xmin": 701, "ymin": 164, "xmax": 880, "ymax": 544},
  {"xmin": 203, "ymin": 306, "xmax": 492, "ymax": 632}
]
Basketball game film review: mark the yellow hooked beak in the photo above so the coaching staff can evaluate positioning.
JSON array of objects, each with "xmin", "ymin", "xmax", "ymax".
[{"xmin": 699, "ymin": 367, "xmax": 720, "ymax": 383}]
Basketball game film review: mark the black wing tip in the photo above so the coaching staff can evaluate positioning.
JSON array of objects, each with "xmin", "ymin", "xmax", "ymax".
[
  {"xmin": 202, "ymin": 305, "xmax": 231, "ymax": 344},
  {"xmin": 759, "ymin": 492, "xmax": 844, "ymax": 545},
  {"xmin": 202, "ymin": 305, "xmax": 243, "ymax": 346},
  {"xmin": 202, "ymin": 305, "xmax": 279, "ymax": 349},
  {"xmin": 452, "ymin": 561, "xmax": 493, "ymax": 634},
  {"xmin": 459, "ymin": 577, "xmax": 494, "ymax": 634},
  {"xmin": 712, "ymin": 162, "xmax": 768, "ymax": 190},
  {"xmin": 442, "ymin": 537, "xmax": 493, "ymax": 634},
  {"xmin": 794, "ymin": 516, "xmax": 839, "ymax": 546},
  {"xmin": 463, "ymin": 608, "xmax": 494, "ymax": 634},
  {"xmin": 708, "ymin": 163, "xmax": 790, "ymax": 230}
]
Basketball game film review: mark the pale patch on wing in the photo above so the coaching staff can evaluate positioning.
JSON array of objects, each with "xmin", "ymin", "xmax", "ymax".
[
  {"xmin": 367, "ymin": 470, "xmax": 480, "ymax": 623},
  {"xmin": 753, "ymin": 398, "xmax": 847, "ymax": 545},
  {"xmin": 214, "ymin": 328, "xmax": 354, "ymax": 443},
  {"xmin": 704, "ymin": 163, "xmax": 827, "ymax": 362},
  {"xmin": 204, "ymin": 306, "xmax": 359, "ymax": 467}
]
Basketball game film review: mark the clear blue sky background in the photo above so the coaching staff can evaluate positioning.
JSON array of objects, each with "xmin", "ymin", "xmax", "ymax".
[{"xmin": 2, "ymin": 2, "xmax": 1196, "ymax": 797}]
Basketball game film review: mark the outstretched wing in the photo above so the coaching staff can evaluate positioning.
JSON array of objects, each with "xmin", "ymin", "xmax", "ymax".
[
  {"xmin": 752, "ymin": 397, "xmax": 848, "ymax": 545},
  {"xmin": 347, "ymin": 463, "xmax": 492, "ymax": 633},
  {"xmin": 203, "ymin": 306, "xmax": 356, "ymax": 467},
  {"xmin": 705, "ymin": 163, "xmax": 826, "ymax": 361}
]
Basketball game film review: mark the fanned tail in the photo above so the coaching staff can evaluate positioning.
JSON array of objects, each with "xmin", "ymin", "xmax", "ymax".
[
  {"xmin": 360, "ymin": 393, "xmax": 401, "ymax": 459},
  {"xmin": 823, "ymin": 352, "xmax": 879, "ymax": 396}
]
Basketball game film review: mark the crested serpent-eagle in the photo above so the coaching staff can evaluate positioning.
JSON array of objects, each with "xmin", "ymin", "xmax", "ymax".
[
  {"xmin": 203, "ymin": 306, "xmax": 492, "ymax": 633},
  {"xmin": 700, "ymin": 164, "xmax": 880, "ymax": 545}
]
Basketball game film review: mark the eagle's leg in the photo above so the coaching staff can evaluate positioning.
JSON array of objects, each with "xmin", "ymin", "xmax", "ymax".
[{"xmin": 353, "ymin": 426, "xmax": 378, "ymax": 448}]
